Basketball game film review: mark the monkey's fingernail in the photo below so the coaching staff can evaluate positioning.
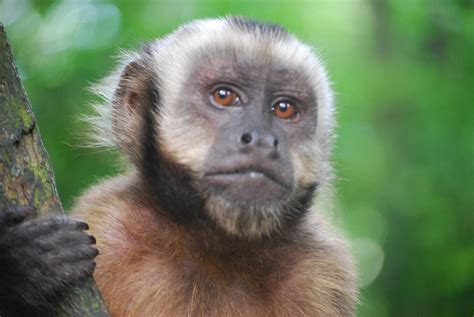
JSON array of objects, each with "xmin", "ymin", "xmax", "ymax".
[
  {"xmin": 89, "ymin": 235, "xmax": 97, "ymax": 244},
  {"xmin": 77, "ymin": 221, "xmax": 89, "ymax": 230}
]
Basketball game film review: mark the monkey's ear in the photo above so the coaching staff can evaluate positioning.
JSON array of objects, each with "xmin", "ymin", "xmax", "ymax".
[
  {"xmin": 113, "ymin": 61, "xmax": 150, "ymax": 112},
  {"xmin": 111, "ymin": 60, "xmax": 153, "ymax": 162}
]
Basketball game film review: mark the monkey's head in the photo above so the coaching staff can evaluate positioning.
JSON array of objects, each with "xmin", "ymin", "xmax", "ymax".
[{"xmin": 90, "ymin": 17, "xmax": 335, "ymax": 239}]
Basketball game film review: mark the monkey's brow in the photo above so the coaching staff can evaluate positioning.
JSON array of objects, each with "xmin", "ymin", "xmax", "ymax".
[
  {"xmin": 268, "ymin": 88, "xmax": 310, "ymax": 99},
  {"xmin": 198, "ymin": 67, "xmax": 255, "ymax": 89},
  {"xmin": 265, "ymin": 74, "xmax": 313, "ymax": 94}
]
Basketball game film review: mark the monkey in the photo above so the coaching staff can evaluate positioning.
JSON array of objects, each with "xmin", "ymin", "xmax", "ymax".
[
  {"xmin": 0, "ymin": 207, "xmax": 98, "ymax": 317},
  {"xmin": 73, "ymin": 17, "xmax": 358, "ymax": 316}
]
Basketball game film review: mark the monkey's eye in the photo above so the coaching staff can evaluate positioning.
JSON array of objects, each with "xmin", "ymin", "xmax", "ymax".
[
  {"xmin": 272, "ymin": 100, "xmax": 299, "ymax": 120},
  {"xmin": 211, "ymin": 88, "xmax": 240, "ymax": 107}
]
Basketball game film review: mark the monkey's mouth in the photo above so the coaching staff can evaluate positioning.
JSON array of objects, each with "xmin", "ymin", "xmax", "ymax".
[{"xmin": 204, "ymin": 166, "xmax": 289, "ymax": 189}]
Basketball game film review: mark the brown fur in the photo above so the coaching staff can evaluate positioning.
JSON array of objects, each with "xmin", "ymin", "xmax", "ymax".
[{"xmin": 73, "ymin": 174, "xmax": 357, "ymax": 316}]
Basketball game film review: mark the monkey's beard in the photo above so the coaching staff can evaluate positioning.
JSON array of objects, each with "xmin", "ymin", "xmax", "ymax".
[
  {"xmin": 202, "ymin": 184, "xmax": 317, "ymax": 239},
  {"xmin": 204, "ymin": 194, "xmax": 284, "ymax": 238}
]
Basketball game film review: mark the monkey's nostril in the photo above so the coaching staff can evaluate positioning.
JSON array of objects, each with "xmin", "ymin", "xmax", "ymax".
[
  {"xmin": 241, "ymin": 133, "xmax": 253, "ymax": 144},
  {"xmin": 273, "ymin": 139, "xmax": 279, "ymax": 148}
]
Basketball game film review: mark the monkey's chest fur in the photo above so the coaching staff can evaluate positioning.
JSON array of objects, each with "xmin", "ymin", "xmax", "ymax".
[{"xmin": 73, "ymin": 177, "xmax": 355, "ymax": 316}]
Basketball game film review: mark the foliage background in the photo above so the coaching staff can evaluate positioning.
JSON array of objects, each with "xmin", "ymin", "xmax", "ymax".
[{"xmin": 1, "ymin": 0, "xmax": 473, "ymax": 316}]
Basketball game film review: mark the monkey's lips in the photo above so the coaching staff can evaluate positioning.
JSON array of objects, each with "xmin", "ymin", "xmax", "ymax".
[
  {"xmin": 205, "ymin": 167, "xmax": 287, "ymax": 186},
  {"xmin": 203, "ymin": 167, "xmax": 291, "ymax": 201}
]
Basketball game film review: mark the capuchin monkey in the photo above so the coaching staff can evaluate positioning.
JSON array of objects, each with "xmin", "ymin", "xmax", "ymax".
[
  {"xmin": 73, "ymin": 17, "xmax": 358, "ymax": 316},
  {"xmin": 0, "ymin": 207, "xmax": 98, "ymax": 316}
]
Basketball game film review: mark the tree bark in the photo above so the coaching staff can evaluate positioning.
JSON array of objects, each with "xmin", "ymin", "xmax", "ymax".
[{"xmin": 0, "ymin": 24, "xmax": 109, "ymax": 316}]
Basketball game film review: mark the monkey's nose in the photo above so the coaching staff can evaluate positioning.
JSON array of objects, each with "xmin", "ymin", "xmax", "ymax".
[{"xmin": 239, "ymin": 129, "xmax": 279, "ymax": 158}]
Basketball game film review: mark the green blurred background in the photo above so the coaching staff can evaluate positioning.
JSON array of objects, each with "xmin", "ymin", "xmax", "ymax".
[{"xmin": 1, "ymin": 0, "xmax": 473, "ymax": 315}]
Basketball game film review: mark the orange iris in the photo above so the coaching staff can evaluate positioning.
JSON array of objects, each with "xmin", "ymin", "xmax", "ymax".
[
  {"xmin": 273, "ymin": 101, "xmax": 298, "ymax": 120},
  {"xmin": 212, "ymin": 88, "xmax": 238, "ymax": 107}
]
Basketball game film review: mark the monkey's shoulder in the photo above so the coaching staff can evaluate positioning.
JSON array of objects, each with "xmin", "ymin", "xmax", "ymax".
[
  {"xmin": 72, "ymin": 175, "xmax": 129, "ymax": 220},
  {"xmin": 71, "ymin": 175, "xmax": 152, "ymax": 244},
  {"xmin": 277, "ymin": 220, "xmax": 358, "ymax": 316}
]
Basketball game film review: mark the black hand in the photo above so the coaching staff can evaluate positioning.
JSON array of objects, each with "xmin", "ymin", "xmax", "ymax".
[{"xmin": 0, "ymin": 214, "xmax": 98, "ymax": 315}]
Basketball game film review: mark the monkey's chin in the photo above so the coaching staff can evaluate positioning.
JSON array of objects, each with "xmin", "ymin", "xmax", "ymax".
[
  {"xmin": 203, "ymin": 193, "xmax": 286, "ymax": 239},
  {"xmin": 201, "ymin": 171, "xmax": 294, "ymax": 238}
]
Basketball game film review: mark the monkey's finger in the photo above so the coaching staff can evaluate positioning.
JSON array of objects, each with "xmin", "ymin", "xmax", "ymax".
[
  {"xmin": 18, "ymin": 215, "xmax": 89, "ymax": 236},
  {"xmin": 44, "ymin": 244, "xmax": 99, "ymax": 266},
  {"xmin": 34, "ymin": 229, "xmax": 97, "ymax": 253},
  {"xmin": 69, "ymin": 217, "xmax": 90, "ymax": 230}
]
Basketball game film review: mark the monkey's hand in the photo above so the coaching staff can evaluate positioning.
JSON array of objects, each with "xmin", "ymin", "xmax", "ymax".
[{"xmin": 0, "ymin": 207, "xmax": 98, "ymax": 312}]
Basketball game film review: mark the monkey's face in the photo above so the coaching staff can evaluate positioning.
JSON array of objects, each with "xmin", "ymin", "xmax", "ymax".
[
  {"xmin": 105, "ymin": 19, "xmax": 334, "ymax": 238},
  {"xmin": 159, "ymin": 54, "xmax": 320, "ymax": 238}
]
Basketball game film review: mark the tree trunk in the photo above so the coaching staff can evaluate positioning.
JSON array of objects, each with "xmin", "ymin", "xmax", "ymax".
[{"xmin": 0, "ymin": 24, "xmax": 109, "ymax": 317}]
